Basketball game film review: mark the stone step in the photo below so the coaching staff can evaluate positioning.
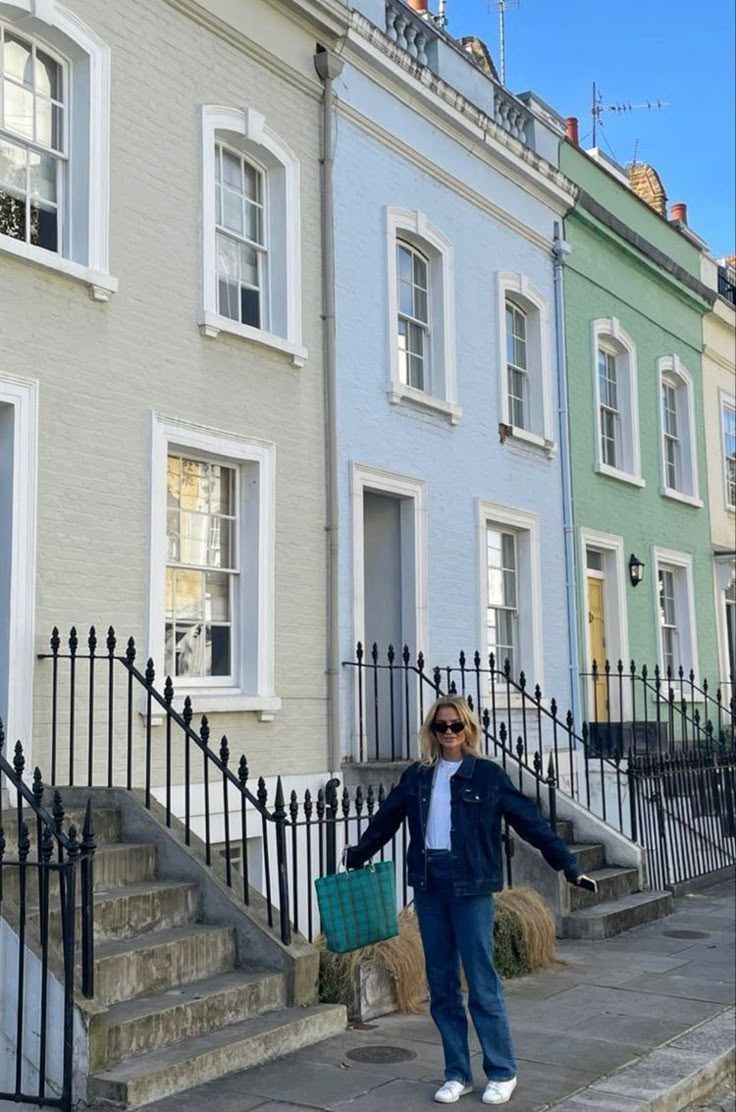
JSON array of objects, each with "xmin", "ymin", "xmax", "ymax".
[
  {"xmin": 88, "ymin": 1003, "xmax": 347, "ymax": 1107},
  {"xmin": 105, "ymin": 969, "xmax": 287, "ymax": 1064},
  {"xmin": 0, "ymin": 807, "xmax": 122, "ymax": 847},
  {"xmin": 0, "ymin": 843, "xmax": 157, "ymax": 906},
  {"xmin": 567, "ymin": 842, "xmax": 606, "ymax": 873},
  {"xmin": 92, "ymin": 924, "xmax": 236, "ymax": 1006},
  {"xmin": 30, "ymin": 880, "xmax": 198, "ymax": 944},
  {"xmin": 560, "ymin": 889, "xmax": 673, "ymax": 940},
  {"xmin": 568, "ymin": 865, "xmax": 639, "ymax": 912},
  {"xmin": 555, "ymin": 819, "xmax": 574, "ymax": 844}
]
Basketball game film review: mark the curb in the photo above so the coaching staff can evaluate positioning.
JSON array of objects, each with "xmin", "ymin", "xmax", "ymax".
[{"xmin": 545, "ymin": 1007, "xmax": 735, "ymax": 1111}]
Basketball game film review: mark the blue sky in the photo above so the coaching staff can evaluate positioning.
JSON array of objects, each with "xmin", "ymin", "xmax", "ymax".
[{"xmin": 443, "ymin": 0, "xmax": 735, "ymax": 258}]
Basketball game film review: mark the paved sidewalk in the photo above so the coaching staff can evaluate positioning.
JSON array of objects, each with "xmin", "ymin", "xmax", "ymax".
[{"xmin": 131, "ymin": 881, "xmax": 734, "ymax": 1112}]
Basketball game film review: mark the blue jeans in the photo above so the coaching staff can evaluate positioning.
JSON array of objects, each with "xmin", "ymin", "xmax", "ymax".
[{"xmin": 414, "ymin": 851, "xmax": 517, "ymax": 1084}]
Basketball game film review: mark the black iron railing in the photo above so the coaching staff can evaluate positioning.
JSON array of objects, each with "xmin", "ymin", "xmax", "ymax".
[
  {"xmin": 718, "ymin": 264, "xmax": 736, "ymax": 305},
  {"xmin": 40, "ymin": 627, "xmax": 294, "ymax": 944},
  {"xmin": 0, "ymin": 724, "xmax": 95, "ymax": 1112},
  {"xmin": 630, "ymin": 748, "xmax": 736, "ymax": 889}
]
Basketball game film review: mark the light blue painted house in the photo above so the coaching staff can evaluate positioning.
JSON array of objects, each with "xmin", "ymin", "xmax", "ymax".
[{"xmin": 331, "ymin": 0, "xmax": 580, "ymax": 760}]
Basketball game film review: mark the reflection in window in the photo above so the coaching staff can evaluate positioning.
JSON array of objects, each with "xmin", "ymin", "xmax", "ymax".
[
  {"xmin": 0, "ymin": 24, "xmax": 64, "ymax": 252},
  {"xmin": 165, "ymin": 455, "xmax": 238, "ymax": 679},
  {"xmin": 724, "ymin": 402, "xmax": 736, "ymax": 510},
  {"xmin": 215, "ymin": 143, "xmax": 264, "ymax": 328},
  {"xmin": 505, "ymin": 301, "xmax": 528, "ymax": 428},
  {"xmin": 598, "ymin": 348, "xmax": 619, "ymax": 469},
  {"xmin": 487, "ymin": 527, "xmax": 517, "ymax": 673}
]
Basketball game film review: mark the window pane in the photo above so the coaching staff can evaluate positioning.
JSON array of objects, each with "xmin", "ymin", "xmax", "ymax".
[
  {"xmin": 180, "ymin": 459, "xmax": 209, "ymax": 512},
  {"xmin": 488, "ymin": 567, "xmax": 504, "ymax": 606},
  {"xmin": 414, "ymin": 285, "xmax": 428, "ymax": 323},
  {"xmin": 209, "ymin": 465, "xmax": 234, "ymax": 515},
  {"xmin": 586, "ymin": 549, "xmax": 603, "ymax": 572},
  {"xmin": 208, "ymin": 626, "xmax": 231, "ymax": 677},
  {"xmin": 30, "ymin": 199, "xmax": 56, "ymax": 250},
  {"xmin": 243, "ymin": 161, "xmax": 260, "ymax": 201},
  {"xmin": 407, "ymin": 320, "xmax": 425, "ymax": 358},
  {"xmin": 207, "ymin": 518, "xmax": 232, "ymax": 569},
  {"xmin": 179, "ymin": 511, "xmax": 208, "ymax": 566},
  {"xmin": 4, "ymin": 79, "xmax": 33, "ymax": 138},
  {"xmin": 0, "ymin": 191, "xmax": 25, "ymax": 241},
  {"xmin": 167, "ymin": 457, "xmax": 181, "ymax": 507},
  {"xmin": 412, "ymin": 252, "xmax": 428, "ymax": 290},
  {"xmin": 174, "ymin": 624, "xmax": 205, "ymax": 677},
  {"xmin": 167, "ymin": 510, "xmax": 180, "ymax": 561},
  {"xmin": 205, "ymin": 571, "xmax": 230, "ymax": 622},
  {"xmin": 244, "ymin": 199, "xmax": 262, "ymax": 245},
  {"xmin": 216, "ymin": 232, "xmax": 239, "ymax": 281},
  {"xmin": 397, "ymin": 244, "xmax": 413, "ymax": 283},
  {"xmin": 4, "ymin": 34, "xmax": 32, "ymax": 86},
  {"xmin": 240, "ymin": 243, "xmax": 258, "ymax": 288},
  {"xmin": 408, "ymin": 352, "xmax": 424, "ymax": 391},
  {"xmin": 398, "ymin": 277, "xmax": 413, "ymax": 317},
  {"xmin": 218, "ymin": 278, "xmax": 239, "ymax": 321},
  {"xmin": 0, "ymin": 136, "xmax": 26, "ymax": 193},
  {"xmin": 29, "ymin": 151, "xmax": 56, "ymax": 203},
  {"xmin": 222, "ymin": 187, "xmax": 243, "ymax": 234},
  {"xmin": 222, "ymin": 149, "xmax": 241, "ymax": 189},
  {"xmin": 173, "ymin": 568, "xmax": 205, "ymax": 621},
  {"xmin": 35, "ymin": 49, "xmax": 61, "ymax": 99},
  {"xmin": 241, "ymin": 287, "xmax": 260, "ymax": 328}
]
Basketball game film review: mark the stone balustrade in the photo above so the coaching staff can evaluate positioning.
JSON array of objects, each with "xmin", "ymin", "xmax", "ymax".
[
  {"xmin": 385, "ymin": 0, "xmax": 430, "ymax": 65},
  {"xmin": 493, "ymin": 87, "xmax": 530, "ymax": 143}
]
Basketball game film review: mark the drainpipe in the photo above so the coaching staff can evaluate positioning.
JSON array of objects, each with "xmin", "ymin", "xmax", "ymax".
[
  {"xmin": 314, "ymin": 47, "xmax": 345, "ymax": 775},
  {"xmin": 552, "ymin": 221, "xmax": 583, "ymax": 735}
]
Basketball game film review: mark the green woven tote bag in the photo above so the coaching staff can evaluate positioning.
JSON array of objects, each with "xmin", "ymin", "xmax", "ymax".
[{"xmin": 315, "ymin": 861, "xmax": 398, "ymax": 953}]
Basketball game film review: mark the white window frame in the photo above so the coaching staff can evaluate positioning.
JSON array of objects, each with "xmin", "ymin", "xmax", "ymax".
[
  {"xmin": 497, "ymin": 272, "xmax": 554, "ymax": 452},
  {"xmin": 477, "ymin": 499, "xmax": 543, "ymax": 688},
  {"xmin": 591, "ymin": 318, "xmax": 643, "ymax": 487},
  {"xmin": 720, "ymin": 392, "xmax": 736, "ymax": 513},
  {"xmin": 652, "ymin": 546, "xmax": 699, "ymax": 681},
  {"xmin": 148, "ymin": 413, "xmax": 279, "ymax": 718},
  {"xmin": 199, "ymin": 105, "xmax": 305, "ymax": 367},
  {"xmin": 657, "ymin": 356, "xmax": 702, "ymax": 506},
  {"xmin": 386, "ymin": 207, "xmax": 460, "ymax": 424},
  {"xmin": 0, "ymin": 1, "xmax": 114, "ymax": 299},
  {"xmin": 713, "ymin": 555, "xmax": 736, "ymax": 687},
  {"xmin": 0, "ymin": 372, "xmax": 38, "ymax": 766}
]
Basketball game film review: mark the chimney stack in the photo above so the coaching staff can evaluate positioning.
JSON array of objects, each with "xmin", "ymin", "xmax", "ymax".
[
  {"xmin": 670, "ymin": 202, "xmax": 688, "ymax": 225},
  {"xmin": 406, "ymin": 0, "xmax": 429, "ymax": 11},
  {"xmin": 565, "ymin": 117, "xmax": 579, "ymax": 146}
]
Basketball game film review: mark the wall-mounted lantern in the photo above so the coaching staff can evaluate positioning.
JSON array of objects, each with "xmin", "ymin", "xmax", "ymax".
[{"xmin": 629, "ymin": 553, "xmax": 645, "ymax": 587}]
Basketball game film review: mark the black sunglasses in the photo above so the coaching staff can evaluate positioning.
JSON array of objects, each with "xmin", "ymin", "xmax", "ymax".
[{"xmin": 433, "ymin": 720, "xmax": 465, "ymax": 735}]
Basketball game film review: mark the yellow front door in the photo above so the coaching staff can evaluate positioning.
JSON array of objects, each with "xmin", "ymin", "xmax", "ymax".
[{"xmin": 587, "ymin": 576, "xmax": 608, "ymax": 720}]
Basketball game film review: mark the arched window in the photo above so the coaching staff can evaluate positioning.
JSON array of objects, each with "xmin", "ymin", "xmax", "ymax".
[
  {"xmin": 0, "ymin": 4, "xmax": 113, "ymax": 298},
  {"xmin": 657, "ymin": 356, "xmax": 701, "ymax": 505},
  {"xmin": 497, "ymin": 272, "xmax": 554, "ymax": 450},
  {"xmin": 200, "ymin": 106, "xmax": 305, "ymax": 366},
  {"xmin": 591, "ymin": 318, "xmax": 642, "ymax": 485}
]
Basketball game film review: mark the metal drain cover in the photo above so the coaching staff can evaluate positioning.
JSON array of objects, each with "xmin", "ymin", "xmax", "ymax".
[
  {"xmin": 662, "ymin": 929, "xmax": 709, "ymax": 939},
  {"xmin": 346, "ymin": 1045, "xmax": 417, "ymax": 1064}
]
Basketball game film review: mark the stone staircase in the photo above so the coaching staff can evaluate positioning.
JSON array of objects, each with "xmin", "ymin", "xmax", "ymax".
[
  {"xmin": 554, "ymin": 817, "xmax": 673, "ymax": 940},
  {"xmin": 3, "ymin": 800, "xmax": 346, "ymax": 1108}
]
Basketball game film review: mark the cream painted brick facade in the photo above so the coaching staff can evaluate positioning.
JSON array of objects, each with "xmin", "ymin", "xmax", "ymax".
[
  {"xmin": 0, "ymin": 0, "xmax": 335, "ymax": 781},
  {"xmin": 701, "ymin": 256, "xmax": 736, "ymax": 684}
]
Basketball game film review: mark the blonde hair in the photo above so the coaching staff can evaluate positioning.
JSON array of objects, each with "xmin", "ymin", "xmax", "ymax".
[{"xmin": 419, "ymin": 695, "xmax": 483, "ymax": 765}]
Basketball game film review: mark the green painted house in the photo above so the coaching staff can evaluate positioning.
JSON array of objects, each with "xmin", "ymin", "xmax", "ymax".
[{"xmin": 559, "ymin": 138, "xmax": 719, "ymax": 734}]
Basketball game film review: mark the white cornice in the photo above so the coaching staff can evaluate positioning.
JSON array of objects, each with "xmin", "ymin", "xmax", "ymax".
[{"xmin": 343, "ymin": 14, "xmax": 576, "ymax": 217}]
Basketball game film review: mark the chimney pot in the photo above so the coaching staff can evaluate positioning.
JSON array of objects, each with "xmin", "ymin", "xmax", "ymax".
[
  {"xmin": 671, "ymin": 202, "xmax": 688, "ymax": 225},
  {"xmin": 565, "ymin": 117, "xmax": 579, "ymax": 146},
  {"xmin": 406, "ymin": 0, "xmax": 429, "ymax": 10}
]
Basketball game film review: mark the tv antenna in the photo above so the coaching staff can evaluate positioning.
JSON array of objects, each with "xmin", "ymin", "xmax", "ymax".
[
  {"xmin": 492, "ymin": 0, "xmax": 519, "ymax": 86},
  {"xmin": 592, "ymin": 82, "xmax": 668, "ymax": 147}
]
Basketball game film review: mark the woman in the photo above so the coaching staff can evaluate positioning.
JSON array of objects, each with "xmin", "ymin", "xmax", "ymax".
[{"xmin": 345, "ymin": 695, "xmax": 596, "ymax": 1106}]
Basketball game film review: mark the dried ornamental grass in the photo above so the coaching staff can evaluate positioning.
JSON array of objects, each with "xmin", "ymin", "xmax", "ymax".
[{"xmin": 318, "ymin": 885, "xmax": 558, "ymax": 1011}]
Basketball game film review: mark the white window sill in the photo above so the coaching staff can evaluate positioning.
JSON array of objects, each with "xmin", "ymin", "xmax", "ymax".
[
  {"xmin": 0, "ymin": 235, "xmax": 118, "ymax": 301},
  {"xmin": 595, "ymin": 463, "xmax": 646, "ymax": 488},
  {"xmin": 387, "ymin": 383, "xmax": 462, "ymax": 425},
  {"xmin": 660, "ymin": 486, "xmax": 703, "ymax": 508},
  {"xmin": 198, "ymin": 311, "xmax": 307, "ymax": 368},
  {"xmin": 142, "ymin": 692, "xmax": 282, "ymax": 724},
  {"xmin": 499, "ymin": 423, "xmax": 556, "ymax": 456}
]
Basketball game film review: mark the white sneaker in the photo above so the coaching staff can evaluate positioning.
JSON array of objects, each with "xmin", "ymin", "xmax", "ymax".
[
  {"xmin": 434, "ymin": 1080, "xmax": 473, "ymax": 1103},
  {"xmin": 482, "ymin": 1077, "xmax": 517, "ymax": 1104}
]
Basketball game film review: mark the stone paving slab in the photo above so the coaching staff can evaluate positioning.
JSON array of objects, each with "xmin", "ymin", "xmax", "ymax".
[{"xmin": 88, "ymin": 882, "xmax": 735, "ymax": 1112}]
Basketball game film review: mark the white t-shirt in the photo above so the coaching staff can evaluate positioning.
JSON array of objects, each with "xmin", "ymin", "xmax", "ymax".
[{"xmin": 425, "ymin": 758, "xmax": 462, "ymax": 850}]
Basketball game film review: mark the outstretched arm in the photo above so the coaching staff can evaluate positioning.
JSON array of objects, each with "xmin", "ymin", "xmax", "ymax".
[
  {"xmin": 345, "ymin": 774, "xmax": 409, "ymax": 869},
  {"xmin": 499, "ymin": 769, "xmax": 596, "ymax": 888}
]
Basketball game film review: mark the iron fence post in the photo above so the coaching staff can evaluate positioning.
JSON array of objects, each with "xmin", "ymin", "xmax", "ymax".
[
  {"xmin": 325, "ymin": 777, "xmax": 340, "ymax": 875},
  {"xmin": 273, "ymin": 778, "xmax": 292, "ymax": 945}
]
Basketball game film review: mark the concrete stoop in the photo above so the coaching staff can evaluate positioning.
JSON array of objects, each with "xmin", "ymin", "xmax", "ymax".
[
  {"xmin": 5, "ymin": 795, "xmax": 345, "ymax": 1109},
  {"xmin": 554, "ymin": 819, "xmax": 673, "ymax": 940}
]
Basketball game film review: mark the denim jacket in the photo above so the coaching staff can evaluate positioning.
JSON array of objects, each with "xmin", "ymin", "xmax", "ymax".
[{"xmin": 345, "ymin": 754, "xmax": 579, "ymax": 896}]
